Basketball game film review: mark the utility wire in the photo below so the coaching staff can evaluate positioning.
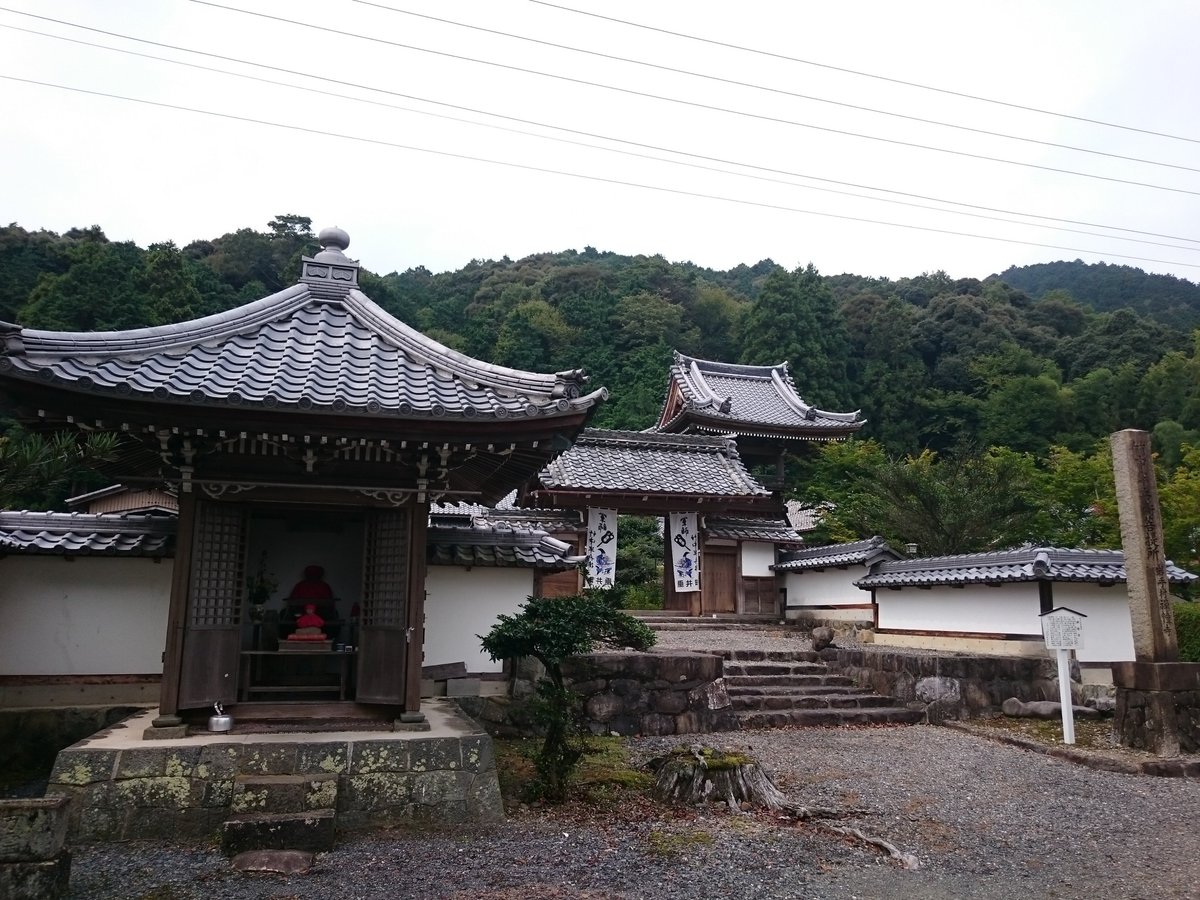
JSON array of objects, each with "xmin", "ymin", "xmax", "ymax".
[
  {"xmin": 530, "ymin": 0, "xmax": 1200, "ymax": 146},
  {"xmin": 352, "ymin": 0, "xmax": 1200, "ymax": 176},
  {"xmin": 2, "ymin": 7, "xmax": 1196, "ymax": 247},
  {"xmin": 188, "ymin": 0, "xmax": 1200, "ymax": 198},
  {"xmin": 4, "ymin": 73, "xmax": 1199, "ymax": 272},
  {"xmin": 6, "ymin": 20, "xmax": 1198, "ymax": 256}
]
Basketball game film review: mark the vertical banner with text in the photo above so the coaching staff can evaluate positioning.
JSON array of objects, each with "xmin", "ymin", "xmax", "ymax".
[
  {"xmin": 669, "ymin": 512, "xmax": 701, "ymax": 593},
  {"xmin": 586, "ymin": 507, "xmax": 618, "ymax": 589}
]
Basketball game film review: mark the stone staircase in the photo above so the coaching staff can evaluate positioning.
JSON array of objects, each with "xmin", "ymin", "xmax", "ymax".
[
  {"xmin": 722, "ymin": 650, "xmax": 924, "ymax": 728},
  {"xmin": 633, "ymin": 613, "xmax": 784, "ymax": 631},
  {"xmin": 220, "ymin": 774, "xmax": 338, "ymax": 858}
]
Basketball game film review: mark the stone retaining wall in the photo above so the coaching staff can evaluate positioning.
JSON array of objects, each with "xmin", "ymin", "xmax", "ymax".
[
  {"xmin": 460, "ymin": 651, "xmax": 736, "ymax": 737},
  {"xmin": 822, "ymin": 647, "xmax": 1085, "ymax": 721},
  {"xmin": 0, "ymin": 795, "xmax": 71, "ymax": 899},
  {"xmin": 562, "ymin": 651, "xmax": 736, "ymax": 736},
  {"xmin": 47, "ymin": 731, "xmax": 503, "ymax": 843}
]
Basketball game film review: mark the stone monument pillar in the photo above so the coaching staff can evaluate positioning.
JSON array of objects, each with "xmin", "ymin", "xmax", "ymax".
[{"xmin": 1110, "ymin": 429, "xmax": 1200, "ymax": 756}]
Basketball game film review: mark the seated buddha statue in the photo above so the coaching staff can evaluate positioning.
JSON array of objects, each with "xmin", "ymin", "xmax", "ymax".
[{"xmin": 287, "ymin": 603, "xmax": 328, "ymax": 642}]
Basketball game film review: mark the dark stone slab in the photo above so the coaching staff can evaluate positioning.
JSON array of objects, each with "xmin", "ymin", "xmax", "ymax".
[
  {"xmin": 230, "ymin": 849, "xmax": 314, "ymax": 874},
  {"xmin": 220, "ymin": 810, "xmax": 335, "ymax": 855},
  {"xmin": 0, "ymin": 850, "xmax": 70, "ymax": 899},
  {"xmin": 0, "ymin": 796, "xmax": 70, "ymax": 864},
  {"xmin": 1112, "ymin": 661, "xmax": 1200, "ymax": 691}
]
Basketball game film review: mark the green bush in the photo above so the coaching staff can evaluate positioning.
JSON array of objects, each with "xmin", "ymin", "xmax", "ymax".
[
  {"xmin": 480, "ymin": 592, "xmax": 656, "ymax": 801},
  {"xmin": 1175, "ymin": 601, "xmax": 1200, "ymax": 662},
  {"xmin": 619, "ymin": 582, "xmax": 664, "ymax": 610}
]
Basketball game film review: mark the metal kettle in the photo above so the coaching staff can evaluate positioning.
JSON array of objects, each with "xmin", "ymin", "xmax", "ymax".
[{"xmin": 208, "ymin": 701, "xmax": 233, "ymax": 733}]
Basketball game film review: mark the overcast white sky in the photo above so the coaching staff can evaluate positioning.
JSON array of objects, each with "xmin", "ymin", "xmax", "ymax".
[{"xmin": 3, "ymin": 0, "xmax": 1199, "ymax": 284}]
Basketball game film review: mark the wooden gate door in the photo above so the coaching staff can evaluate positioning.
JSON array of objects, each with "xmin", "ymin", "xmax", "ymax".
[
  {"xmin": 357, "ymin": 508, "xmax": 410, "ymax": 704},
  {"xmin": 701, "ymin": 547, "xmax": 737, "ymax": 614},
  {"xmin": 178, "ymin": 501, "xmax": 247, "ymax": 708}
]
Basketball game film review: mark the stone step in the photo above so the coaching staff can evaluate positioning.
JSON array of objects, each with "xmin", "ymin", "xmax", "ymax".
[
  {"xmin": 221, "ymin": 809, "xmax": 336, "ymax": 856},
  {"xmin": 231, "ymin": 774, "xmax": 339, "ymax": 816},
  {"xmin": 648, "ymin": 622, "xmax": 790, "ymax": 631},
  {"xmin": 724, "ymin": 673, "xmax": 847, "ymax": 688},
  {"xmin": 725, "ymin": 680, "xmax": 862, "ymax": 696},
  {"xmin": 731, "ymin": 693, "xmax": 899, "ymax": 711},
  {"xmin": 723, "ymin": 662, "xmax": 829, "ymax": 676},
  {"xmin": 736, "ymin": 707, "xmax": 925, "ymax": 729},
  {"xmin": 724, "ymin": 649, "xmax": 820, "ymax": 663}
]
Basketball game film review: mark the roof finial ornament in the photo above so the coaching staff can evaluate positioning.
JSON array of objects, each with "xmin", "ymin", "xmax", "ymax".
[
  {"xmin": 301, "ymin": 226, "xmax": 359, "ymax": 291},
  {"xmin": 314, "ymin": 226, "xmax": 350, "ymax": 260}
]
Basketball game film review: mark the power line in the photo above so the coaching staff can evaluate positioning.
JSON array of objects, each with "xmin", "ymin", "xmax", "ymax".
[
  {"xmin": 530, "ymin": 0, "xmax": 1200, "ymax": 147},
  {"xmin": 351, "ymin": 0, "xmax": 1200, "ymax": 176},
  {"xmin": 188, "ymin": 0, "xmax": 1200, "ymax": 199},
  {"xmin": 5, "ymin": 73, "xmax": 1199, "ymax": 272},
  {"xmin": 6, "ymin": 20, "xmax": 1199, "ymax": 256},
  {"xmin": 2, "ymin": 7, "xmax": 1196, "ymax": 248}
]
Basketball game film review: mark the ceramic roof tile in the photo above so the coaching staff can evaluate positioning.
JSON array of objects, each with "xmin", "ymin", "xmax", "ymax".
[
  {"xmin": 705, "ymin": 516, "xmax": 803, "ymax": 543},
  {"xmin": 0, "ymin": 236, "xmax": 604, "ymax": 423},
  {"xmin": 0, "ymin": 511, "xmax": 175, "ymax": 556},
  {"xmin": 855, "ymin": 546, "xmax": 1198, "ymax": 588},
  {"xmin": 427, "ymin": 523, "xmax": 583, "ymax": 569},
  {"xmin": 773, "ymin": 536, "xmax": 898, "ymax": 571},
  {"xmin": 658, "ymin": 352, "xmax": 863, "ymax": 437},
  {"xmin": 537, "ymin": 430, "xmax": 772, "ymax": 497}
]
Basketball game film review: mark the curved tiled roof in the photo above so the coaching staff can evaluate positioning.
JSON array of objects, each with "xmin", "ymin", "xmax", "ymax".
[
  {"xmin": 855, "ymin": 546, "xmax": 1198, "ymax": 588},
  {"xmin": 773, "ymin": 536, "xmax": 897, "ymax": 571},
  {"xmin": 427, "ymin": 523, "xmax": 584, "ymax": 569},
  {"xmin": 0, "ymin": 236, "xmax": 603, "ymax": 423},
  {"xmin": 657, "ymin": 352, "xmax": 862, "ymax": 438},
  {"xmin": 705, "ymin": 515, "xmax": 803, "ymax": 544},
  {"xmin": 537, "ymin": 429, "xmax": 772, "ymax": 498},
  {"xmin": 0, "ymin": 511, "xmax": 174, "ymax": 556}
]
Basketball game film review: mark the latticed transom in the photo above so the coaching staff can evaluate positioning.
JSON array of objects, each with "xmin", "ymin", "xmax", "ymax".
[
  {"xmin": 361, "ymin": 509, "xmax": 409, "ymax": 628},
  {"xmin": 187, "ymin": 502, "xmax": 247, "ymax": 627}
]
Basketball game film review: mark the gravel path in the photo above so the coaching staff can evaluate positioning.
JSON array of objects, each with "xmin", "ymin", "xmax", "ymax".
[{"xmin": 68, "ymin": 725, "xmax": 1200, "ymax": 900}]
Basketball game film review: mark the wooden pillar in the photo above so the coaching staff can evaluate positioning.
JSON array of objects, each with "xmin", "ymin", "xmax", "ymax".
[
  {"xmin": 1110, "ymin": 429, "xmax": 1179, "ymax": 662},
  {"xmin": 153, "ymin": 490, "xmax": 196, "ymax": 725},
  {"xmin": 402, "ymin": 501, "xmax": 430, "ymax": 719}
]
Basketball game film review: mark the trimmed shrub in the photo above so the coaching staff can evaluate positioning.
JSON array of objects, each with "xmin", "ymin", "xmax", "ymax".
[{"xmin": 1175, "ymin": 601, "xmax": 1200, "ymax": 662}]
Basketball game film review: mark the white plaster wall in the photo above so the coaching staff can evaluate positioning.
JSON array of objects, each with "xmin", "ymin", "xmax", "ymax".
[
  {"xmin": 741, "ymin": 542, "xmax": 776, "ymax": 577},
  {"xmin": 1052, "ymin": 582, "xmax": 1136, "ymax": 663},
  {"xmin": 0, "ymin": 556, "xmax": 173, "ymax": 675},
  {"xmin": 784, "ymin": 567, "xmax": 871, "ymax": 607},
  {"xmin": 876, "ymin": 584, "xmax": 1041, "ymax": 635},
  {"xmin": 424, "ymin": 566, "xmax": 534, "ymax": 673}
]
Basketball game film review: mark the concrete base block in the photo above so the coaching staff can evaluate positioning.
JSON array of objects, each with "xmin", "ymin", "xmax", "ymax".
[
  {"xmin": 0, "ymin": 851, "xmax": 71, "ymax": 900},
  {"xmin": 142, "ymin": 724, "xmax": 189, "ymax": 740},
  {"xmin": 220, "ymin": 809, "xmax": 336, "ymax": 856}
]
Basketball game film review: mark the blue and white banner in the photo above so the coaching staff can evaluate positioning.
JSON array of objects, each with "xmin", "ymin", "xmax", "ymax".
[
  {"xmin": 670, "ymin": 512, "xmax": 701, "ymax": 593},
  {"xmin": 586, "ymin": 507, "xmax": 618, "ymax": 589}
]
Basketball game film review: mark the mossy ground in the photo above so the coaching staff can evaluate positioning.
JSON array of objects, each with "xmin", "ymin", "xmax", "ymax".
[
  {"xmin": 975, "ymin": 714, "xmax": 1117, "ymax": 750},
  {"xmin": 494, "ymin": 735, "xmax": 653, "ymax": 809}
]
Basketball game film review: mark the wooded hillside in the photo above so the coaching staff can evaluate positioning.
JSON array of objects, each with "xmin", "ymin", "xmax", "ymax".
[{"xmin": 3, "ymin": 216, "xmax": 1199, "ymax": 568}]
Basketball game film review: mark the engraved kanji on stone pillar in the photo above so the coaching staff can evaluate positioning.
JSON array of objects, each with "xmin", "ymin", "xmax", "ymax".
[{"xmin": 1110, "ymin": 428, "xmax": 1178, "ymax": 663}]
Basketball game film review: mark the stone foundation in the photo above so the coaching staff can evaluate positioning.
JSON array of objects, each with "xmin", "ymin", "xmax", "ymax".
[
  {"xmin": 44, "ymin": 703, "xmax": 503, "ymax": 843},
  {"xmin": 1112, "ymin": 661, "xmax": 1200, "ymax": 755},
  {"xmin": 563, "ymin": 651, "xmax": 737, "ymax": 736},
  {"xmin": 461, "ymin": 651, "xmax": 737, "ymax": 737}
]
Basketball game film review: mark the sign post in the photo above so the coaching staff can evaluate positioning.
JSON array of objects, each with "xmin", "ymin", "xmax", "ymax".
[{"xmin": 1039, "ymin": 607, "xmax": 1087, "ymax": 745}]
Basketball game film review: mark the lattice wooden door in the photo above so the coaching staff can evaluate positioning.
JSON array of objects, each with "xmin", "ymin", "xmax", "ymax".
[
  {"xmin": 178, "ymin": 501, "xmax": 247, "ymax": 708},
  {"xmin": 356, "ymin": 508, "xmax": 410, "ymax": 705}
]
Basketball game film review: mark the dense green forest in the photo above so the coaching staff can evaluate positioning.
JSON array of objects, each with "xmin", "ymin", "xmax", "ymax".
[{"xmin": 3, "ymin": 215, "xmax": 1199, "ymax": 569}]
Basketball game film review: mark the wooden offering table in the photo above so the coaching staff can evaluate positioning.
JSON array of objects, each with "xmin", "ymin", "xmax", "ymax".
[{"xmin": 239, "ymin": 648, "xmax": 357, "ymax": 701}]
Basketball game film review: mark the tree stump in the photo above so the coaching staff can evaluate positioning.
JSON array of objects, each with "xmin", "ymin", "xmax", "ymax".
[{"xmin": 651, "ymin": 745, "xmax": 788, "ymax": 810}]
